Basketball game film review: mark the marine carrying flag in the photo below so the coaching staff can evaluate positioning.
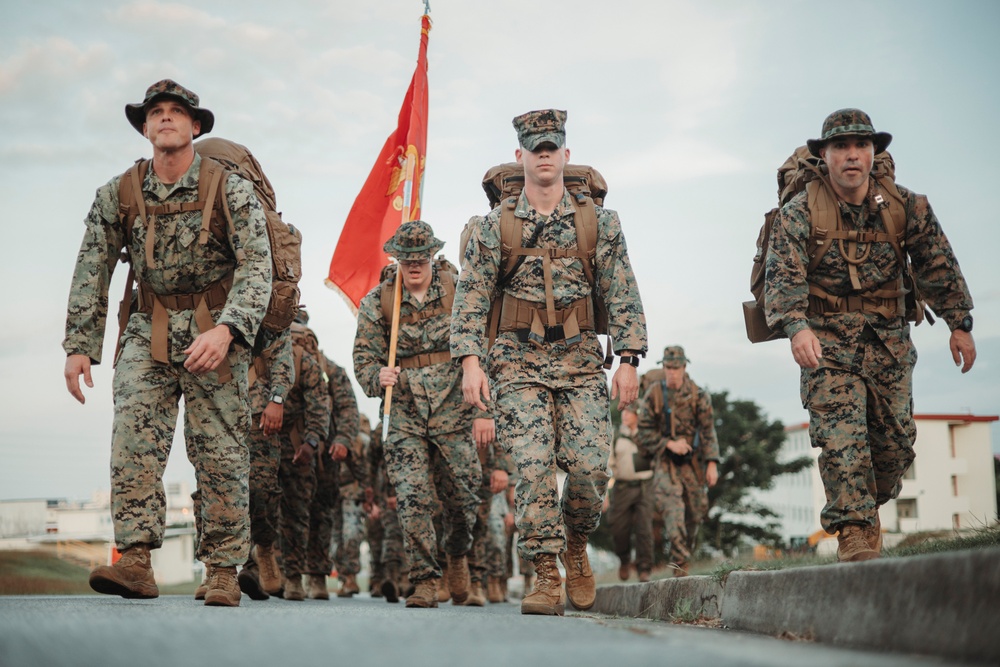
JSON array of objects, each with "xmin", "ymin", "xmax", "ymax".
[{"xmin": 325, "ymin": 13, "xmax": 431, "ymax": 313}]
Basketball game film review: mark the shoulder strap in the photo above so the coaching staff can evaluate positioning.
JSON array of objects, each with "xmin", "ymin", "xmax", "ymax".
[
  {"xmin": 498, "ymin": 198, "xmax": 523, "ymax": 283},
  {"xmin": 805, "ymin": 178, "xmax": 841, "ymax": 274},
  {"xmin": 569, "ymin": 195, "xmax": 599, "ymax": 289}
]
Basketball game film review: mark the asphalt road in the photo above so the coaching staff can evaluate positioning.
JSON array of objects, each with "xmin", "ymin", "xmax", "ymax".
[{"xmin": 0, "ymin": 593, "xmax": 983, "ymax": 667}]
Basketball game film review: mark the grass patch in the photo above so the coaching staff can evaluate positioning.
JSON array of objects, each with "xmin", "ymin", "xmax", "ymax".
[
  {"xmin": 668, "ymin": 597, "xmax": 700, "ymax": 623},
  {"xmin": 0, "ymin": 550, "xmax": 93, "ymax": 595}
]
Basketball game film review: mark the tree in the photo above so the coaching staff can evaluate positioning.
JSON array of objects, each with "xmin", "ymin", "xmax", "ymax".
[{"xmin": 699, "ymin": 391, "xmax": 812, "ymax": 557}]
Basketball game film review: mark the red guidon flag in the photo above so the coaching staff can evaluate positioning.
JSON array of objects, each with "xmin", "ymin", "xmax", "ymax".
[{"xmin": 326, "ymin": 13, "xmax": 431, "ymax": 313}]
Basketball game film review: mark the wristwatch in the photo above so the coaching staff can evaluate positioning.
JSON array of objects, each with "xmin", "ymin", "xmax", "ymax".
[
  {"xmin": 619, "ymin": 355, "xmax": 641, "ymax": 367},
  {"xmin": 956, "ymin": 315, "xmax": 973, "ymax": 333},
  {"xmin": 270, "ymin": 394, "xmax": 284, "ymax": 405},
  {"xmin": 305, "ymin": 439, "xmax": 318, "ymax": 450}
]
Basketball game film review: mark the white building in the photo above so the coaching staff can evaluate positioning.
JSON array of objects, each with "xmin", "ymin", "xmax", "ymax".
[
  {"xmin": 753, "ymin": 413, "xmax": 998, "ymax": 548},
  {"xmin": 1, "ymin": 482, "xmax": 197, "ymax": 585}
]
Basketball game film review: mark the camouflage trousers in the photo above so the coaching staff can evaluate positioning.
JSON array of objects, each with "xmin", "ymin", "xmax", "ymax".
[
  {"xmin": 608, "ymin": 479, "xmax": 654, "ymax": 572},
  {"xmin": 490, "ymin": 336, "xmax": 612, "ymax": 561},
  {"xmin": 367, "ymin": 510, "xmax": 384, "ymax": 584},
  {"xmin": 277, "ymin": 431, "xmax": 316, "ymax": 577},
  {"xmin": 384, "ymin": 431, "xmax": 480, "ymax": 582},
  {"xmin": 113, "ymin": 330, "xmax": 250, "ymax": 566},
  {"xmin": 468, "ymin": 482, "xmax": 495, "ymax": 584},
  {"xmin": 247, "ymin": 418, "xmax": 281, "ymax": 549},
  {"xmin": 652, "ymin": 461, "xmax": 707, "ymax": 566},
  {"xmin": 379, "ymin": 506, "xmax": 405, "ymax": 567},
  {"xmin": 331, "ymin": 489, "xmax": 367, "ymax": 577},
  {"xmin": 485, "ymin": 491, "xmax": 510, "ymax": 579},
  {"xmin": 802, "ymin": 333, "xmax": 915, "ymax": 533},
  {"xmin": 305, "ymin": 450, "xmax": 340, "ymax": 575}
]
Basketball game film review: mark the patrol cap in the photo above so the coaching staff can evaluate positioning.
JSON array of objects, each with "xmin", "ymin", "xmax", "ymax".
[
  {"xmin": 513, "ymin": 109, "xmax": 567, "ymax": 151},
  {"xmin": 807, "ymin": 108, "xmax": 891, "ymax": 158},
  {"xmin": 383, "ymin": 220, "xmax": 445, "ymax": 260},
  {"xmin": 660, "ymin": 345, "xmax": 689, "ymax": 369},
  {"xmin": 125, "ymin": 79, "xmax": 215, "ymax": 137}
]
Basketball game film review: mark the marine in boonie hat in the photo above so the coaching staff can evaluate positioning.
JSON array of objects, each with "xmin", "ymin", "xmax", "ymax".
[
  {"xmin": 660, "ymin": 345, "xmax": 690, "ymax": 369},
  {"xmin": 512, "ymin": 109, "xmax": 567, "ymax": 151},
  {"xmin": 383, "ymin": 220, "xmax": 445, "ymax": 260},
  {"xmin": 806, "ymin": 108, "xmax": 891, "ymax": 158},
  {"xmin": 125, "ymin": 79, "xmax": 215, "ymax": 137}
]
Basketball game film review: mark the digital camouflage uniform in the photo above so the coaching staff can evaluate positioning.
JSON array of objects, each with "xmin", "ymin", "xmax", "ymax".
[
  {"xmin": 308, "ymin": 357, "xmax": 363, "ymax": 581},
  {"xmin": 64, "ymin": 142, "xmax": 271, "ymax": 566},
  {"xmin": 486, "ymin": 489, "xmax": 511, "ymax": 582},
  {"xmin": 247, "ymin": 329, "xmax": 294, "ymax": 551},
  {"xmin": 765, "ymin": 110, "xmax": 974, "ymax": 535},
  {"xmin": 353, "ymin": 224, "xmax": 485, "ymax": 584},
  {"xmin": 451, "ymin": 187, "xmax": 647, "ymax": 562},
  {"xmin": 277, "ymin": 330, "xmax": 331, "ymax": 578},
  {"xmin": 469, "ymin": 441, "xmax": 516, "ymax": 587},
  {"xmin": 635, "ymin": 359, "xmax": 718, "ymax": 568},
  {"xmin": 366, "ymin": 421, "xmax": 406, "ymax": 586}
]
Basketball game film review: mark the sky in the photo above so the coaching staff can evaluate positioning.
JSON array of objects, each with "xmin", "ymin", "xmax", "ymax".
[{"xmin": 1, "ymin": 0, "xmax": 997, "ymax": 502}]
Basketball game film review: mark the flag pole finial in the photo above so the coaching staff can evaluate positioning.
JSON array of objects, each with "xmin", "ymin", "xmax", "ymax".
[{"xmin": 424, "ymin": 0, "xmax": 431, "ymax": 15}]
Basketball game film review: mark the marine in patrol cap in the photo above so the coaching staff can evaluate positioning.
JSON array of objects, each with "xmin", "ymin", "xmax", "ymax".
[
  {"xmin": 660, "ymin": 345, "xmax": 690, "ymax": 369},
  {"xmin": 512, "ymin": 109, "xmax": 567, "ymax": 151},
  {"xmin": 383, "ymin": 220, "xmax": 445, "ymax": 260},
  {"xmin": 125, "ymin": 79, "xmax": 215, "ymax": 137},
  {"xmin": 807, "ymin": 108, "xmax": 892, "ymax": 158}
]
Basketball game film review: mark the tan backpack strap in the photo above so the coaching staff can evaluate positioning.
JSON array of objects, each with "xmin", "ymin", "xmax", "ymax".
[
  {"xmin": 806, "ymin": 179, "xmax": 840, "ymax": 274},
  {"xmin": 113, "ymin": 264, "xmax": 136, "ymax": 367},
  {"xmin": 499, "ymin": 198, "xmax": 522, "ymax": 279},
  {"xmin": 199, "ymin": 158, "xmax": 223, "ymax": 245}
]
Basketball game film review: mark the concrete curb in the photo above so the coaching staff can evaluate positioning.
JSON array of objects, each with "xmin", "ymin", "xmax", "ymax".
[{"xmin": 588, "ymin": 547, "xmax": 1000, "ymax": 664}]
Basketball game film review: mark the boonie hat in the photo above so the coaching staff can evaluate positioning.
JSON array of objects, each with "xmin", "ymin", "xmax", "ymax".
[
  {"xmin": 125, "ymin": 79, "xmax": 215, "ymax": 137},
  {"xmin": 660, "ymin": 346, "xmax": 690, "ymax": 368},
  {"xmin": 807, "ymin": 108, "xmax": 891, "ymax": 158},
  {"xmin": 383, "ymin": 220, "xmax": 445, "ymax": 260},
  {"xmin": 513, "ymin": 109, "xmax": 567, "ymax": 151}
]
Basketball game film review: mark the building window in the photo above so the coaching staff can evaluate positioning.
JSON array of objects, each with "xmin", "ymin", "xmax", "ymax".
[
  {"xmin": 951, "ymin": 476, "xmax": 959, "ymax": 497},
  {"xmin": 897, "ymin": 498, "xmax": 917, "ymax": 519},
  {"xmin": 903, "ymin": 463, "xmax": 915, "ymax": 480}
]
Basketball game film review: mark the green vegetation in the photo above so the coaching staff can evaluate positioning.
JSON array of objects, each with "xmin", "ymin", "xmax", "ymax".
[{"xmin": 0, "ymin": 549, "xmax": 198, "ymax": 596}]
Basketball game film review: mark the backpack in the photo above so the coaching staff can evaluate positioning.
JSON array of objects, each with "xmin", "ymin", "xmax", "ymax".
[
  {"xmin": 290, "ymin": 321, "xmax": 322, "ymax": 388},
  {"xmin": 194, "ymin": 138, "xmax": 303, "ymax": 349},
  {"xmin": 463, "ymin": 162, "xmax": 611, "ymax": 365},
  {"xmin": 116, "ymin": 139, "xmax": 303, "ymax": 357},
  {"xmin": 742, "ymin": 146, "xmax": 930, "ymax": 344},
  {"xmin": 377, "ymin": 255, "xmax": 458, "ymax": 324}
]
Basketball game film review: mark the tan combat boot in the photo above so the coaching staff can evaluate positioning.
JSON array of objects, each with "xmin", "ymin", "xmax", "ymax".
[
  {"xmin": 672, "ymin": 561, "xmax": 689, "ymax": 578},
  {"xmin": 837, "ymin": 523, "xmax": 880, "ymax": 562},
  {"xmin": 405, "ymin": 578, "xmax": 439, "ymax": 608},
  {"xmin": 864, "ymin": 514, "xmax": 883, "ymax": 554},
  {"xmin": 487, "ymin": 576, "xmax": 503, "ymax": 604},
  {"xmin": 283, "ymin": 574, "xmax": 305, "ymax": 601},
  {"xmin": 437, "ymin": 566, "xmax": 451, "ymax": 602},
  {"xmin": 194, "ymin": 570, "xmax": 208, "ymax": 600},
  {"xmin": 204, "ymin": 565, "xmax": 241, "ymax": 607},
  {"xmin": 307, "ymin": 574, "xmax": 330, "ymax": 600},
  {"xmin": 618, "ymin": 559, "xmax": 631, "ymax": 581},
  {"xmin": 522, "ymin": 573, "xmax": 534, "ymax": 597},
  {"xmin": 463, "ymin": 580, "xmax": 486, "ymax": 606},
  {"xmin": 89, "ymin": 544, "xmax": 159, "ymax": 599},
  {"xmin": 337, "ymin": 573, "xmax": 359, "ymax": 598},
  {"xmin": 253, "ymin": 543, "xmax": 283, "ymax": 595},
  {"xmin": 521, "ymin": 554, "xmax": 564, "ymax": 616},
  {"xmin": 446, "ymin": 554, "xmax": 470, "ymax": 604},
  {"xmin": 237, "ymin": 564, "xmax": 269, "ymax": 600},
  {"xmin": 560, "ymin": 530, "xmax": 596, "ymax": 610}
]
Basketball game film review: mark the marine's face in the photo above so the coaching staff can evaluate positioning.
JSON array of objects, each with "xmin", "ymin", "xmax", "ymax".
[
  {"xmin": 143, "ymin": 99, "xmax": 200, "ymax": 151},
  {"xmin": 516, "ymin": 142, "xmax": 569, "ymax": 188},
  {"xmin": 621, "ymin": 409, "xmax": 638, "ymax": 429},
  {"xmin": 399, "ymin": 256, "xmax": 432, "ymax": 292},
  {"xmin": 822, "ymin": 136, "xmax": 874, "ymax": 203},
  {"xmin": 664, "ymin": 365, "xmax": 685, "ymax": 390}
]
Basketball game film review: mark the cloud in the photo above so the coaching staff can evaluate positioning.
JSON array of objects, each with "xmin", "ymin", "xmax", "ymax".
[
  {"xmin": 0, "ymin": 37, "xmax": 113, "ymax": 96},
  {"xmin": 602, "ymin": 135, "xmax": 746, "ymax": 185}
]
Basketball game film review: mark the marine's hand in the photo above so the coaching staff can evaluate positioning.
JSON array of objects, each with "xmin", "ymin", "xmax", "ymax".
[
  {"xmin": 790, "ymin": 329, "xmax": 823, "ymax": 369},
  {"xmin": 260, "ymin": 401, "xmax": 284, "ymax": 435},
  {"xmin": 666, "ymin": 439, "xmax": 692, "ymax": 456},
  {"xmin": 706, "ymin": 461, "xmax": 719, "ymax": 488},
  {"xmin": 65, "ymin": 354, "xmax": 93, "ymax": 404},
  {"xmin": 473, "ymin": 418, "xmax": 496, "ymax": 450},
  {"xmin": 183, "ymin": 324, "xmax": 233, "ymax": 375},
  {"xmin": 366, "ymin": 503, "xmax": 382, "ymax": 521},
  {"xmin": 490, "ymin": 469, "xmax": 508, "ymax": 495},
  {"xmin": 610, "ymin": 363, "xmax": 639, "ymax": 408},
  {"xmin": 461, "ymin": 356, "xmax": 490, "ymax": 411},
  {"xmin": 379, "ymin": 366, "xmax": 401, "ymax": 388},
  {"xmin": 329, "ymin": 442, "xmax": 349, "ymax": 461},
  {"xmin": 292, "ymin": 443, "xmax": 314, "ymax": 466},
  {"xmin": 950, "ymin": 330, "xmax": 976, "ymax": 373}
]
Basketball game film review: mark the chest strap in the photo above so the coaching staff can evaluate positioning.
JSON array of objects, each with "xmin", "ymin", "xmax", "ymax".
[
  {"xmin": 806, "ymin": 282, "xmax": 905, "ymax": 320},
  {"xmin": 498, "ymin": 293, "xmax": 594, "ymax": 346},
  {"xmin": 398, "ymin": 351, "xmax": 452, "ymax": 369},
  {"xmin": 136, "ymin": 274, "xmax": 234, "ymax": 382}
]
